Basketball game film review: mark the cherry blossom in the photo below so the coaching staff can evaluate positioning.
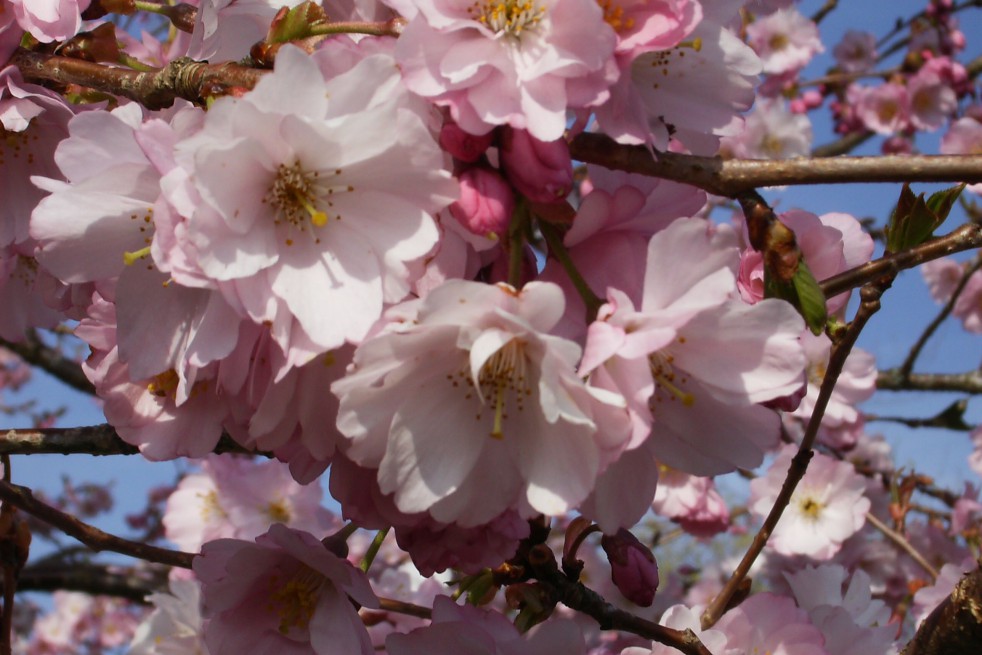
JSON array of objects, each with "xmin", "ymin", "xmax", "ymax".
[
  {"xmin": 194, "ymin": 523, "xmax": 379, "ymax": 655},
  {"xmin": 129, "ymin": 577, "xmax": 208, "ymax": 655},
  {"xmin": 745, "ymin": 7, "xmax": 823, "ymax": 75},
  {"xmin": 714, "ymin": 592, "xmax": 828, "ymax": 655},
  {"xmin": 750, "ymin": 445, "xmax": 871, "ymax": 560}
]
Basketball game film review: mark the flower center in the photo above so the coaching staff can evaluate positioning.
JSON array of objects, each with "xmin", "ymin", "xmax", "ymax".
[
  {"xmin": 649, "ymin": 351, "xmax": 694, "ymax": 407},
  {"xmin": 468, "ymin": 0, "xmax": 545, "ymax": 38},
  {"xmin": 267, "ymin": 565, "xmax": 326, "ymax": 634},
  {"xmin": 797, "ymin": 495, "xmax": 824, "ymax": 520},
  {"xmin": 644, "ymin": 39, "xmax": 703, "ymax": 90},
  {"xmin": 596, "ymin": 0, "xmax": 634, "ymax": 32},
  {"xmin": 447, "ymin": 339, "xmax": 532, "ymax": 439},
  {"xmin": 768, "ymin": 32, "xmax": 790, "ymax": 52},
  {"xmin": 266, "ymin": 500, "xmax": 292, "ymax": 524},
  {"xmin": 147, "ymin": 369, "xmax": 180, "ymax": 398},
  {"xmin": 264, "ymin": 161, "xmax": 353, "ymax": 245},
  {"xmin": 197, "ymin": 489, "xmax": 227, "ymax": 523}
]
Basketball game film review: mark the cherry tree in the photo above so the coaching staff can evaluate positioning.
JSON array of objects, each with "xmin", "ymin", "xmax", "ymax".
[{"xmin": 0, "ymin": 0, "xmax": 980, "ymax": 653}]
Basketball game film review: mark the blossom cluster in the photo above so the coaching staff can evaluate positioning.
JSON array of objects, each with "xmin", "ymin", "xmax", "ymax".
[{"xmin": 0, "ymin": 0, "xmax": 980, "ymax": 653}]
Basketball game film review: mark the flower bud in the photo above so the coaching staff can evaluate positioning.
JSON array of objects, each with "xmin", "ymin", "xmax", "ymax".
[
  {"xmin": 600, "ymin": 528, "xmax": 659, "ymax": 607},
  {"xmin": 439, "ymin": 121, "xmax": 495, "ymax": 163},
  {"xmin": 500, "ymin": 128, "xmax": 572, "ymax": 203},
  {"xmin": 450, "ymin": 167, "xmax": 515, "ymax": 238}
]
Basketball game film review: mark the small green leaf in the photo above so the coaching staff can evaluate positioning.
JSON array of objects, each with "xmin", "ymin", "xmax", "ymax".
[
  {"xmin": 791, "ymin": 261, "xmax": 828, "ymax": 335},
  {"xmin": 926, "ymin": 183, "xmax": 966, "ymax": 223},
  {"xmin": 885, "ymin": 183, "xmax": 966, "ymax": 253},
  {"xmin": 266, "ymin": 1, "xmax": 328, "ymax": 43}
]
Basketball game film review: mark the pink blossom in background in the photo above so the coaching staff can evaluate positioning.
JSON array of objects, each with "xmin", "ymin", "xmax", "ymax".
[
  {"xmin": 715, "ymin": 592, "xmax": 828, "ymax": 655},
  {"xmin": 970, "ymin": 426, "xmax": 982, "ymax": 478},
  {"xmin": 920, "ymin": 258, "xmax": 982, "ymax": 333},
  {"xmin": 907, "ymin": 58, "xmax": 959, "ymax": 131},
  {"xmin": 186, "ymin": 0, "xmax": 306, "ymax": 62},
  {"xmin": 848, "ymin": 82, "xmax": 910, "ymax": 135},
  {"xmin": 910, "ymin": 558, "xmax": 978, "ymax": 627},
  {"xmin": 194, "ymin": 523, "xmax": 378, "ymax": 655},
  {"xmin": 940, "ymin": 115, "xmax": 982, "ymax": 193},
  {"xmin": 651, "ymin": 467, "xmax": 729, "ymax": 537},
  {"xmin": 785, "ymin": 565, "xmax": 898, "ymax": 655},
  {"xmin": 129, "ymin": 577, "xmax": 207, "ymax": 655},
  {"xmin": 792, "ymin": 331, "xmax": 876, "ymax": 430},
  {"xmin": 745, "ymin": 7, "xmax": 823, "ymax": 75},
  {"xmin": 621, "ymin": 604, "xmax": 727, "ymax": 655},
  {"xmin": 386, "ymin": 595, "xmax": 586, "ymax": 655},
  {"xmin": 750, "ymin": 445, "xmax": 870, "ymax": 560},
  {"xmin": 720, "ymin": 98, "xmax": 812, "ymax": 160},
  {"xmin": 833, "ymin": 30, "xmax": 877, "ymax": 73},
  {"xmin": 392, "ymin": 0, "xmax": 617, "ymax": 141}
]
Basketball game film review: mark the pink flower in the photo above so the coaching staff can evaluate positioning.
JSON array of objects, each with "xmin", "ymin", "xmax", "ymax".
[
  {"xmin": 651, "ymin": 468, "xmax": 729, "ymax": 538},
  {"xmin": 791, "ymin": 331, "xmax": 876, "ymax": 430},
  {"xmin": 596, "ymin": 0, "xmax": 760, "ymax": 152},
  {"xmin": 194, "ymin": 523, "xmax": 378, "ymax": 655},
  {"xmin": 921, "ymin": 258, "xmax": 982, "ymax": 333},
  {"xmin": 334, "ymin": 279, "xmax": 631, "ymax": 525},
  {"xmin": 8, "ymin": 0, "xmax": 90, "ymax": 43},
  {"xmin": 908, "ymin": 59, "xmax": 959, "ymax": 131},
  {"xmin": 941, "ymin": 116, "xmax": 982, "ymax": 193},
  {"xmin": 715, "ymin": 592, "xmax": 828, "ymax": 655},
  {"xmin": 720, "ymin": 98, "xmax": 812, "ymax": 160},
  {"xmin": 170, "ymin": 46, "xmax": 456, "ymax": 354},
  {"xmin": 848, "ymin": 83, "xmax": 910, "ymax": 135},
  {"xmin": 911, "ymin": 558, "xmax": 978, "ymax": 627},
  {"xmin": 129, "ymin": 577, "xmax": 207, "ymax": 655},
  {"xmin": 621, "ymin": 604, "xmax": 728, "ymax": 655},
  {"xmin": 392, "ymin": 0, "xmax": 617, "ymax": 141},
  {"xmin": 750, "ymin": 445, "xmax": 870, "ymax": 560},
  {"xmin": 833, "ymin": 30, "xmax": 877, "ymax": 73},
  {"xmin": 386, "ymin": 595, "xmax": 585, "ymax": 655},
  {"xmin": 746, "ymin": 7, "xmax": 824, "ymax": 75},
  {"xmin": 970, "ymin": 426, "xmax": 982, "ymax": 478}
]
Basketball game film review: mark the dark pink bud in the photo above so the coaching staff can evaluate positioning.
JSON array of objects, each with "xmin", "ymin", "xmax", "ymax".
[
  {"xmin": 500, "ymin": 128, "xmax": 573, "ymax": 203},
  {"xmin": 450, "ymin": 167, "xmax": 515, "ymax": 238},
  {"xmin": 601, "ymin": 529, "xmax": 659, "ymax": 607},
  {"xmin": 439, "ymin": 121, "xmax": 495, "ymax": 163}
]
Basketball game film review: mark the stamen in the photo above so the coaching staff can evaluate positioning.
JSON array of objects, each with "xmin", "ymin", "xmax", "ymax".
[
  {"xmin": 468, "ymin": 0, "xmax": 545, "ymax": 37},
  {"xmin": 123, "ymin": 246, "xmax": 151, "ymax": 266}
]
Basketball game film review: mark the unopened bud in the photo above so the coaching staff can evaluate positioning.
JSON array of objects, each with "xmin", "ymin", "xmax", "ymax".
[
  {"xmin": 439, "ymin": 122, "xmax": 494, "ymax": 163},
  {"xmin": 500, "ymin": 128, "xmax": 572, "ymax": 203},
  {"xmin": 450, "ymin": 167, "xmax": 515, "ymax": 238},
  {"xmin": 601, "ymin": 528, "xmax": 659, "ymax": 607}
]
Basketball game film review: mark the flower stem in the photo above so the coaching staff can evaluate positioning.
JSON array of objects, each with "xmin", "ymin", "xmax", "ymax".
[
  {"xmin": 538, "ymin": 220, "xmax": 603, "ymax": 322},
  {"xmin": 359, "ymin": 527, "xmax": 390, "ymax": 573}
]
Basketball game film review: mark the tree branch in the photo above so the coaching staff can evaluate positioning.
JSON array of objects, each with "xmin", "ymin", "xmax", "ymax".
[
  {"xmin": 0, "ymin": 480, "xmax": 194, "ymax": 569},
  {"xmin": 0, "ymin": 332, "xmax": 93, "ymax": 396},
  {"xmin": 0, "ymin": 424, "xmax": 252, "ymax": 456},
  {"xmin": 568, "ymin": 133, "xmax": 982, "ymax": 197},
  {"xmin": 876, "ymin": 370, "xmax": 982, "ymax": 394},
  {"xmin": 903, "ymin": 562, "xmax": 982, "ymax": 655}
]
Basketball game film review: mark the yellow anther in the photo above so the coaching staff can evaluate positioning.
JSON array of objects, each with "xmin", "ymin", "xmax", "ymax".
[{"xmin": 123, "ymin": 246, "xmax": 151, "ymax": 266}]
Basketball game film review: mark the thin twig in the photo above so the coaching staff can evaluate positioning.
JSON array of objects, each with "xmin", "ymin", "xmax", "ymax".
[
  {"xmin": 876, "ymin": 370, "xmax": 982, "ymax": 394},
  {"xmin": 866, "ymin": 512, "xmax": 940, "ymax": 580},
  {"xmin": 0, "ymin": 425, "xmax": 252, "ymax": 456},
  {"xmin": 701, "ymin": 270, "xmax": 889, "ymax": 629},
  {"xmin": 0, "ymin": 480, "xmax": 194, "ymax": 569},
  {"xmin": 0, "ymin": 331, "xmax": 93, "ymax": 395}
]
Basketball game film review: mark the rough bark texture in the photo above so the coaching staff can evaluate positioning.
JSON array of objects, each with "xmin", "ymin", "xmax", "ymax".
[{"xmin": 903, "ymin": 562, "xmax": 982, "ymax": 655}]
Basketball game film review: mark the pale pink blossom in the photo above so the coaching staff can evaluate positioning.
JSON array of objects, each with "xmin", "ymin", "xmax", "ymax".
[
  {"xmin": 580, "ymin": 217, "xmax": 805, "ymax": 477},
  {"xmin": 746, "ymin": 7, "xmax": 823, "ymax": 75},
  {"xmin": 750, "ymin": 445, "xmax": 870, "ymax": 560},
  {"xmin": 791, "ymin": 331, "xmax": 876, "ymax": 430},
  {"xmin": 0, "ymin": 245, "xmax": 65, "ymax": 341},
  {"xmin": 911, "ymin": 558, "xmax": 978, "ymax": 627},
  {"xmin": 848, "ymin": 83, "xmax": 910, "ymax": 135},
  {"xmin": 715, "ymin": 592, "xmax": 828, "ymax": 655},
  {"xmin": 194, "ymin": 523, "xmax": 378, "ymax": 655},
  {"xmin": 920, "ymin": 258, "xmax": 982, "ymax": 333},
  {"xmin": 186, "ymin": 0, "xmax": 305, "ymax": 62},
  {"xmin": 8, "ymin": 0, "xmax": 90, "ymax": 43},
  {"xmin": 833, "ymin": 30, "xmax": 877, "ymax": 73},
  {"xmin": 1, "ymin": 67, "xmax": 74, "ymax": 248},
  {"xmin": 129, "ymin": 577, "xmax": 208, "ymax": 655},
  {"xmin": 720, "ymin": 98, "xmax": 812, "ymax": 160},
  {"xmin": 170, "ymin": 46, "xmax": 456, "ymax": 354},
  {"xmin": 970, "ymin": 426, "xmax": 982, "ymax": 477},
  {"xmin": 908, "ymin": 59, "xmax": 959, "ymax": 131},
  {"xmin": 941, "ymin": 116, "xmax": 982, "ymax": 193},
  {"xmin": 334, "ymin": 280, "xmax": 631, "ymax": 525},
  {"xmin": 596, "ymin": 0, "xmax": 760, "ymax": 152},
  {"xmin": 651, "ymin": 468, "xmax": 729, "ymax": 537},
  {"xmin": 386, "ymin": 595, "xmax": 585, "ymax": 654},
  {"xmin": 392, "ymin": 0, "xmax": 617, "ymax": 141},
  {"xmin": 621, "ymin": 604, "xmax": 728, "ymax": 655},
  {"xmin": 785, "ymin": 565, "xmax": 897, "ymax": 655}
]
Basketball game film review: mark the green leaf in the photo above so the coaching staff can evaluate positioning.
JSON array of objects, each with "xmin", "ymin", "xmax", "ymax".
[
  {"xmin": 266, "ymin": 1, "xmax": 328, "ymax": 43},
  {"xmin": 885, "ymin": 183, "xmax": 966, "ymax": 253},
  {"xmin": 791, "ymin": 261, "xmax": 828, "ymax": 335}
]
